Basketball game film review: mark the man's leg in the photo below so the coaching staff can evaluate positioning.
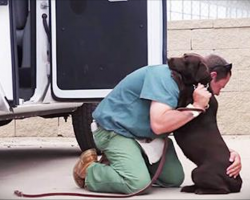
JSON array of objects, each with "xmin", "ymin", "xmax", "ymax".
[
  {"xmin": 147, "ymin": 138, "xmax": 185, "ymax": 187},
  {"xmin": 85, "ymin": 127, "xmax": 151, "ymax": 194}
]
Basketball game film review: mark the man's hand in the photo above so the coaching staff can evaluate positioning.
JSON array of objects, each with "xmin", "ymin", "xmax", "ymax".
[
  {"xmin": 193, "ymin": 83, "xmax": 212, "ymax": 109},
  {"xmin": 227, "ymin": 149, "xmax": 242, "ymax": 178}
]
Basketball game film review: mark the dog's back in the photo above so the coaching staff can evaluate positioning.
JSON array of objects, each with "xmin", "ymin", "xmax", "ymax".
[
  {"xmin": 174, "ymin": 95, "xmax": 242, "ymax": 194},
  {"xmin": 168, "ymin": 53, "xmax": 242, "ymax": 194}
]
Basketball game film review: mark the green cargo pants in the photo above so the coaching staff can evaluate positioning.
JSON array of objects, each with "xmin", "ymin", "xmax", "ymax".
[{"xmin": 85, "ymin": 127, "xmax": 184, "ymax": 194}]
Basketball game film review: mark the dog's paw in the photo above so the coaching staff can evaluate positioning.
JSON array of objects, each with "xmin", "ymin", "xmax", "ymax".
[
  {"xmin": 195, "ymin": 188, "xmax": 230, "ymax": 195},
  {"xmin": 195, "ymin": 188, "xmax": 205, "ymax": 194},
  {"xmin": 181, "ymin": 185, "xmax": 196, "ymax": 193}
]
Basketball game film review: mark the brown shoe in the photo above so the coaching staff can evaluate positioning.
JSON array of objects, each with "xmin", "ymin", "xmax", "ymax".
[{"xmin": 73, "ymin": 148, "xmax": 98, "ymax": 188}]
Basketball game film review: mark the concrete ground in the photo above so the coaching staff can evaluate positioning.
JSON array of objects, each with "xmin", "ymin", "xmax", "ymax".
[{"xmin": 0, "ymin": 135, "xmax": 249, "ymax": 199}]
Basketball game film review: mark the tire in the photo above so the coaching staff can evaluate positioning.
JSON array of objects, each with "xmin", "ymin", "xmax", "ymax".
[
  {"xmin": 0, "ymin": 120, "xmax": 12, "ymax": 126},
  {"xmin": 72, "ymin": 103, "xmax": 99, "ymax": 152}
]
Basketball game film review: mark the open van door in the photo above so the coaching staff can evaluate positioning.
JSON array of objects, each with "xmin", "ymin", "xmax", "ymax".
[
  {"xmin": 0, "ymin": 84, "xmax": 12, "ymax": 113},
  {"xmin": 50, "ymin": 0, "xmax": 166, "ymax": 100},
  {"xmin": 0, "ymin": 1, "xmax": 14, "ymax": 113}
]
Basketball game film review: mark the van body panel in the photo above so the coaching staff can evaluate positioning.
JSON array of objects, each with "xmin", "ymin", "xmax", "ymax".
[{"xmin": 0, "ymin": 102, "xmax": 82, "ymax": 120}]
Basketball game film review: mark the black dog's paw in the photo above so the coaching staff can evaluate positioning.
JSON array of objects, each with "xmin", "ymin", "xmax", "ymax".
[
  {"xmin": 195, "ymin": 188, "xmax": 230, "ymax": 195},
  {"xmin": 195, "ymin": 188, "xmax": 206, "ymax": 194},
  {"xmin": 181, "ymin": 185, "xmax": 196, "ymax": 193}
]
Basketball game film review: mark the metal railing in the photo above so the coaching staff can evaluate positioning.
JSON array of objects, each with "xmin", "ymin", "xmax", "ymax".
[{"xmin": 167, "ymin": 0, "xmax": 250, "ymax": 21}]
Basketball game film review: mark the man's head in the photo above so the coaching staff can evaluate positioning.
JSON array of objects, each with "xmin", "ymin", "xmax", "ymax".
[{"xmin": 204, "ymin": 54, "xmax": 232, "ymax": 95}]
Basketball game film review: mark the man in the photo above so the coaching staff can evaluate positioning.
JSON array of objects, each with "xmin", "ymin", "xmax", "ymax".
[{"xmin": 73, "ymin": 54, "xmax": 242, "ymax": 194}]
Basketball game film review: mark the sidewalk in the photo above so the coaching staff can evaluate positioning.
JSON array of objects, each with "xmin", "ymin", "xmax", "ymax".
[{"xmin": 0, "ymin": 135, "xmax": 249, "ymax": 199}]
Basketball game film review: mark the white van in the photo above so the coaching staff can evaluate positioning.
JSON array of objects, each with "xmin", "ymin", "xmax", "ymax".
[{"xmin": 0, "ymin": 0, "xmax": 166, "ymax": 151}]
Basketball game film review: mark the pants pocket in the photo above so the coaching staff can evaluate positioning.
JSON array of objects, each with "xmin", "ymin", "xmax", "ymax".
[{"xmin": 93, "ymin": 128, "xmax": 116, "ymax": 151}]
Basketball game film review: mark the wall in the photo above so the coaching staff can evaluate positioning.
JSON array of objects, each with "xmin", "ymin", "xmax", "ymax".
[{"xmin": 168, "ymin": 18, "xmax": 250, "ymax": 135}]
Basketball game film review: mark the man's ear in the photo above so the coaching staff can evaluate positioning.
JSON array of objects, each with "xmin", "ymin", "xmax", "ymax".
[{"xmin": 210, "ymin": 71, "xmax": 217, "ymax": 79}]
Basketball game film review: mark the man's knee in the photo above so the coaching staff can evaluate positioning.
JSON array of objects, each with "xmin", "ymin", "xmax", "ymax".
[
  {"xmin": 171, "ymin": 170, "xmax": 185, "ymax": 187},
  {"xmin": 164, "ymin": 165, "xmax": 185, "ymax": 187},
  {"xmin": 125, "ymin": 174, "xmax": 151, "ymax": 193}
]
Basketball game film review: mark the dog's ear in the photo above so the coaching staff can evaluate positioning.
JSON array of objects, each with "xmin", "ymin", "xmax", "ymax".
[
  {"xmin": 184, "ymin": 54, "xmax": 212, "ymax": 85},
  {"xmin": 195, "ymin": 61, "xmax": 212, "ymax": 85}
]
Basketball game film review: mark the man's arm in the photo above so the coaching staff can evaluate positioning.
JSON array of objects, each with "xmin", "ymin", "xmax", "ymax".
[
  {"xmin": 150, "ymin": 83, "xmax": 211, "ymax": 135},
  {"xmin": 150, "ymin": 102, "xmax": 195, "ymax": 134}
]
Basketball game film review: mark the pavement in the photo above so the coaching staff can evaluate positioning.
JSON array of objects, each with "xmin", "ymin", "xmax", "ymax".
[{"xmin": 0, "ymin": 135, "xmax": 249, "ymax": 199}]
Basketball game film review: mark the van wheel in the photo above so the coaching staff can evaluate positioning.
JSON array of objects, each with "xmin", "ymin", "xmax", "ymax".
[{"xmin": 72, "ymin": 103, "xmax": 99, "ymax": 152}]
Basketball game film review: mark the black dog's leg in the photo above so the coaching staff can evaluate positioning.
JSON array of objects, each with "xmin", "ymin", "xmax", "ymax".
[
  {"xmin": 227, "ymin": 174, "xmax": 242, "ymax": 193},
  {"xmin": 181, "ymin": 185, "xmax": 197, "ymax": 193},
  {"xmin": 192, "ymin": 167, "xmax": 230, "ymax": 194}
]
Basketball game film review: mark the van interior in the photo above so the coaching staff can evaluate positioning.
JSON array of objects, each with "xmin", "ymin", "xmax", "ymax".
[{"xmin": 12, "ymin": 0, "xmax": 36, "ymax": 103}]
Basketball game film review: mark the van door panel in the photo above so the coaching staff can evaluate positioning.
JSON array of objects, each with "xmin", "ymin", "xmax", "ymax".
[
  {"xmin": 51, "ymin": 0, "xmax": 163, "ymax": 99},
  {"xmin": 0, "ymin": 2, "xmax": 13, "ymax": 101}
]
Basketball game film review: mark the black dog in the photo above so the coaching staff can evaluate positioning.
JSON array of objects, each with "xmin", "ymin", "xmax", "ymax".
[{"xmin": 168, "ymin": 53, "xmax": 242, "ymax": 194}]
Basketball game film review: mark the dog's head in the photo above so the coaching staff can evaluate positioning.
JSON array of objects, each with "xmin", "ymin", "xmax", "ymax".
[{"xmin": 168, "ymin": 53, "xmax": 212, "ymax": 86}]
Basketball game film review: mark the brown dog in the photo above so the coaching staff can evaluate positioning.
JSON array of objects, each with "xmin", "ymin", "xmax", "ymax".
[{"xmin": 168, "ymin": 53, "xmax": 242, "ymax": 194}]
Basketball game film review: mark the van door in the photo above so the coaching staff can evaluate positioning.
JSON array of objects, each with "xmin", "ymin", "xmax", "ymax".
[
  {"xmin": 0, "ymin": 1, "xmax": 14, "ymax": 112},
  {"xmin": 50, "ymin": 0, "xmax": 166, "ymax": 100}
]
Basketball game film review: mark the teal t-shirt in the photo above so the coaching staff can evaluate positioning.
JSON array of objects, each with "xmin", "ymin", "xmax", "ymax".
[{"xmin": 92, "ymin": 65, "xmax": 179, "ymax": 139}]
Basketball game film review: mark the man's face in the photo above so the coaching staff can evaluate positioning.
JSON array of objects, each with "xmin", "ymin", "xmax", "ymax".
[{"xmin": 210, "ymin": 73, "xmax": 231, "ymax": 96}]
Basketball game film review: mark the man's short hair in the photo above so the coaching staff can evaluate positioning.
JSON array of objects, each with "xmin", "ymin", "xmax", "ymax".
[{"xmin": 205, "ymin": 54, "xmax": 232, "ymax": 81}]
